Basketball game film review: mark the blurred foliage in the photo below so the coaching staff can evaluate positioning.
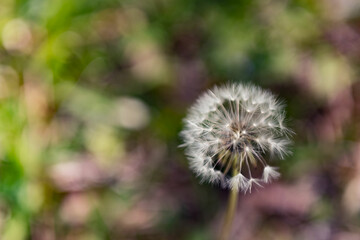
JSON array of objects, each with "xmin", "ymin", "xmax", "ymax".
[{"xmin": 0, "ymin": 0, "xmax": 360, "ymax": 239}]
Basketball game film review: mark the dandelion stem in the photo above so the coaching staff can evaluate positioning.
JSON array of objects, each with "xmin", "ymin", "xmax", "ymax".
[{"xmin": 219, "ymin": 164, "xmax": 239, "ymax": 240}]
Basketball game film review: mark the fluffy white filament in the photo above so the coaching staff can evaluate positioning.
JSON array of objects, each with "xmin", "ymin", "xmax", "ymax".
[
  {"xmin": 180, "ymin": 83, "xmax": 292, "ymax": 193},
  {"xmin": 263, "ymin": 166, "xmax": 280, "ymax": 183}
]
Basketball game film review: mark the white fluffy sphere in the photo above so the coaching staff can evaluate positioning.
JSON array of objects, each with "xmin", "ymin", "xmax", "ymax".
[{"xmin": 180, "ymin": 83, "xmax": 292, "ymax": 193}]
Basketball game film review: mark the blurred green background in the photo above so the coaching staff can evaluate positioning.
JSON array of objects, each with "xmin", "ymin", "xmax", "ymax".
[{"xmin": 0, "ymin": 0, "xmax": 360, "ymax": 239}]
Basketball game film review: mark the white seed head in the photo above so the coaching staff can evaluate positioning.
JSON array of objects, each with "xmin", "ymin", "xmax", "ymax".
[{"xmin": 180, "ymin": 83, "xmax": 292, "ymax": 193}]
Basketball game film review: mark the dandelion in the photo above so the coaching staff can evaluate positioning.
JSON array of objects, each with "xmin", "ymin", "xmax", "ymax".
[
  {"xmin": 180, "ymin": 83, "xmax": 292, "ymax": 192},
  {"xmin": 180, "ymin": 83, "xmax": 293, "ymax": 239}
]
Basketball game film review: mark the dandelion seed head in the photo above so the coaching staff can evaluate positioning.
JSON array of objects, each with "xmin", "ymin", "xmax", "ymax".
[{"xmin": 180, "ymin": 83, "xmax": 292, "ymax": 193}]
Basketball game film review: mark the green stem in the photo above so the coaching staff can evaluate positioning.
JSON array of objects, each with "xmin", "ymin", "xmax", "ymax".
[
  {"xmin": 219, "ymin": 187, "xmax": 238, "ymax": 240},
  {"xmin": 219, "ymin": 162, "xmax": 239, "ymax": 240}
]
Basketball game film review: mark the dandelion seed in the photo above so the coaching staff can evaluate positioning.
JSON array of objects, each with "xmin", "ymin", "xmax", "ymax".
[
  {"xmin": 263, "ymin": 165, "xmax": 280, "ymax": 183},
  {"xmin": 229, "ymin": 173, "xmax": 248, "ymax": 191},
  {"xmin": 180, "ymin": 83, "xmax": 293, "ymax": 193}
]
